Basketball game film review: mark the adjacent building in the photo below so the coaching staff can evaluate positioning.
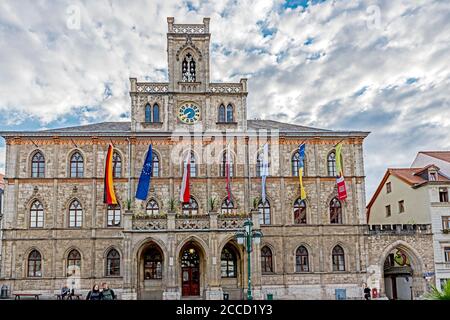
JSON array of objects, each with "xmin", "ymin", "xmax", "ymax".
[
  {"xmin": 0, "ymin": 17, "xmax": 435, "ymax": 300},
  {"xmin": 367, "ymin": 152, "xmax": 450, "ymax": 293}
]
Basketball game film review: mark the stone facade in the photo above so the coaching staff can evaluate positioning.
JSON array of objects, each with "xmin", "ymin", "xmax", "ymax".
[{"xmin": 0, "ymin": 17, "xmax": 435, "ymax": 300}]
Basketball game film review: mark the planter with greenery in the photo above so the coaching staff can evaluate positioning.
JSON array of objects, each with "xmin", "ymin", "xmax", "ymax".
[{"xmin": 424, "ymin": 280, "xmax": 450, "ymax": 300}]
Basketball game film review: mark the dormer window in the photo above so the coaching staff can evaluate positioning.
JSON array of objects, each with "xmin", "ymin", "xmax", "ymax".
[
  {"xmin": 182, "ymin": 53, "xmax": 196, "ymax": 82},
  {"xmin": 429, "ymin": 172, "xmax": 437, "ymax": 181}
]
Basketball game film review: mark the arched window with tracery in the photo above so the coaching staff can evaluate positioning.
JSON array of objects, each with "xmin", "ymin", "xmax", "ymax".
[
  {"xmin": 153, "ymin": 103, "xmax": 160, "ymax": 122},
  {"xmin": 261, "ymin": 246, "xmax": 273, "ymax": 273},
  {"xmin": 226, "ymin": 104, "xmax": 234, "ymax": 122},
  {"xmin": 145, "ymin": 104, "xmax": 151, "ymax": 123},
  {"xmin": 30, "ymin": 200, "xmax": 44, "ymax": 228},
  {"xmin": 112, "ymin": 151, "xmax": 122, "ymax": 178},
  {"xmin": 69, "ymin": 200, "xmax": 83, "ymax": 228},
  {"xmin": 182, "ymin": 197, "xmax": 199, "ymax": 216},
  {"xmin": 258, "ymin": 200, "xmax": 271, "ymax": 225},
  {"xmin": 332, "ymin": 245, "xmax": 345, "ymax": 271},
  {"xmin": 220, "ymin": 150, "xmax": 234, "ymax": 177},
  {"xmin": 106, "ymin": 249, "xmax": 120, "ymax": 276},
  {"xmin": 107, "ymin": 204, "xmax": 121, "ymax": 227},
  {"xmin": 291, "ymin": 151, "xmax": 306, "ymax": 177},
  {"xmin": 182, "ymin": 53, "xmax": 196, "ymax": 82},
  {"xmin": 31, "ymin": 151, "xmax": 45, "ymax": 178},
  {"xmin": 220, "ymin": 199, "xmax": 236, "ymax": 215},
  {"xmin": 144, "ymin": 246, "xmax": 163, "ymax": 279},
  {"xmin": 293, "ymin": 198, "xmax": 307, "ymax": 224},
  {"xmin": 182, "ymin": 151, "xmax": 197, "ymax": 177},
  {"xmin": 146, "ymin": 199, "xmax": 160, "ymax": 216},
  {"xmin": 27, "ymin": 250, "xmax": 42, "ymax": 277},
  {"xmin": 152, "ymin": 153, "xmax": 160, "ymax": 177},
  {"xmin": 330, "ymin": 198, "xmax": 343, "ymax": 224},
  {"xmin": 70, "ymin": 152, "xmax": 84, "ymax": 178},
  {"xmin": 327, "ymin": 152, "xmax": 336, "ymax": 176},
  {"xmin": 221, "ymin": 245, "xmax": 237, "ymax": 278},
  {"xmin": 296, "ymin": 246, "xmax": 309, "ymax": 272},
  {"xmin": 67, "ymin": 249, "xmax": 81, "ymax": 276},
  {"xmin": 218, "ymin": 104, "xmax": 226, "ymax": 122}
]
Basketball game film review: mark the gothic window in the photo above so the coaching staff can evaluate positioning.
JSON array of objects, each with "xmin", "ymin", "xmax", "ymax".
[
  {"xmin": 153, "ymin": 103, "xmax": 160, "ymax": 122},
  {"xmin": 69, "ymin": 200, "xmax": 83, "ymax": 228},
  {"xmin": 182, "ymin": 197, "xmax": 199, "ymax": 216},
  {"xmin": 70, "ymin": 152, "xmax": 84, "ymax": 178},
  {"xmin": 184, "ymin": 151, "xmax": 197, "ymax": 178},
  {"xmin": 145, "ymin": 104, "xmax": 151, "ymax": 123},
  {"xmin": 218, "ymin": 104, "xmax": 226, "ymax": 122},
  {"xmin": 220, "ymin": 150, "xmax": 234, "ymax": 177},
  {"xmin": 330, "ymin": 198, "xmax": 343, "ymax": 224},
  {"xmin": 256, "ymin": 151, "xmax": 270, "ymax": 177},
  {"xmin": 332, "ymin": 245, "xmax": 345, "ymax": 271},
  {"xmin": 261, "ymin": 246, "xmax": 273, "ymax": 273},
  {"xmin": 107, "ymin": 204, "xmax": 121, "ymax": 227},
  {"xmin": 327, "ymin": 152, "xmax": 336, "ymax": 176},
  {"xmin": 27, "ymin": 250, "xmax": 42, "ymax": 277},
  {"xmin": 31, "ymin": 151, "xmax": 45, "ymax": 178},
  {"xmin": 144, "ymin": 246, "xmax": 163, "ymax": 279},
  {"xmin": 293, "ymin": 199, "xmax": 307, "ymax": 224},
  {"xmin": 146, "ymin": 199, "xmax": 160, "ymax": 216},
  {"xmin": 221, "ymin": 199, "xmax": 236, "ymax": 215},
  {"xmin": 226, "ymin": 104, "xmax": 234, "ymax": 122},
  {"xmin": 296, "ymin": 246, "xmax": 309, "ymax": 272},
  {"xmin": 112, "ymin": 151, "xmax": 122, "ymax": 178},
  {"xmin": 291, "ymin": 151, "xmax": 305, "ymax": 177},
  {"xmin": 106, "ymin": 249, "xmax": 120, "ymax": 276},
  {"xmin": 152, "ymin": 153, "xmax": 160, "ymax": 177},
  {"xmin": 182, "ymin": 53, "xmax": 196, "ymax": 82},
  {"xmin": 67, "ymin": 249, "xmax": 81, "ymax": 275},
  {"xmin": 221, "ymin": 245, "xmax": 237, "ymax": 278},
  {"xmin": 30, "ymin": 200, "xmax": 44, "ymax": 228},
  {"xmin": 258, "ymin": 200, "xmax": 271, "ymax": 225}
]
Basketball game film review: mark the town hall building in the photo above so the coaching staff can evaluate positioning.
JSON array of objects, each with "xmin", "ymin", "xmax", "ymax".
[{"xmin": 0, "ymin": 17, "xmax": 435, "ymax": 300}]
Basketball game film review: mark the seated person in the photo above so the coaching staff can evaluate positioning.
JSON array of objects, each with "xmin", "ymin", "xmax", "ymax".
[{"xmin": 61, "ymin": 285, "xmax": 71, "ymax": 299}]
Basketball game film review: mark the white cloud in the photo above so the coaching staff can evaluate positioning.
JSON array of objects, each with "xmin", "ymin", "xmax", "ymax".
[{"xmin": 0, "ymin": 0, "xmax": 450, "ymax": 198}]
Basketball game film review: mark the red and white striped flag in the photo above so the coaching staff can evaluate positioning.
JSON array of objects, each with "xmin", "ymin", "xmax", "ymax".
[
  {"xmin": 180, "ymin": 152, "xmax": 191, "ymax": 203},
  {"xmin": 226, "ymin": 146, "xmax": 232, "ymax": 202}
]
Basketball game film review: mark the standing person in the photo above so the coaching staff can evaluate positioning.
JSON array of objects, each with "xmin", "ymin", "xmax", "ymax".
[
  {"xmin": 86, "ymin": 284, "xmax": 102, "ymax": 300},
  {"xmin": 363, "ymin": 283, "xmax": 371, "ymax": 300},
  {"xmin": 101, "ymin": 282, "xmax": 116, "ymax": 300}
]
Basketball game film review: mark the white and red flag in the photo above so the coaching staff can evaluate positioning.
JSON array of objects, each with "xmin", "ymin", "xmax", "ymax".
[
  {"xmin": 180, "ymin": 152, "xmax": 191, "ymax": 203},
  {"xmin": 225, "ymin": 146, "xmax": 232, "ymax": 202}
]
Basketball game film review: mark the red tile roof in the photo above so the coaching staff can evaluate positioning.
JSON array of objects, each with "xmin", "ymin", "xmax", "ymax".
[{"xmin": 420, "ymin": 151, "xmax": 450, "ymax": 163}]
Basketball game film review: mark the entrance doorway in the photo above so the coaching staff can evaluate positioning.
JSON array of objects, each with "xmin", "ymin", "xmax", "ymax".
[
  {"xmin": 383, "ymin": 248, "xmax": 413, "ymax": 300},
  {"xmin": 181, "ymin": 245, "xmax": 200, "ymax": 296}
]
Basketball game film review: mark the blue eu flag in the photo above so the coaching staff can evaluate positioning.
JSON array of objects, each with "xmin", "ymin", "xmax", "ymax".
[{"xmin": 136, "ymin": 144, "xmax": 153, "ymax": 200}]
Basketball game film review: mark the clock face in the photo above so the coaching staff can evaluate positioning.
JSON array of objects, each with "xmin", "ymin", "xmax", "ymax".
[{"xmin": 178, "ymin": 103, "xmax": 201, "ymax": 124}]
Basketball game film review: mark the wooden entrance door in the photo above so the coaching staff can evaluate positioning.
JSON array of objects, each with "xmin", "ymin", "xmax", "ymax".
[
  {"xmin": 182, "ymin": 267, "xmax": 200, "ymax": 296},
  {"xmin": 181, "ymin": 246, "xmax": 200, "ymax": 296}
]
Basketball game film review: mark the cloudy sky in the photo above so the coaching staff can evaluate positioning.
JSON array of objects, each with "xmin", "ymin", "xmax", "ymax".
[{"xmin": 0, "ymin": 0, "xmax": 449, "ymax": 200}]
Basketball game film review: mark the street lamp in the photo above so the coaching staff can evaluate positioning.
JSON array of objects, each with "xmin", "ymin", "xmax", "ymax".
[{"xmin": 235, "ymin": 218, "xmax": 263, "ymax": 300}]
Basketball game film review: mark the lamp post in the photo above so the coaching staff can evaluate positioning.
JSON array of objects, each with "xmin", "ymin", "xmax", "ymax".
[{"xmin": 236, "ymin": 218, "xmax": 263, "ymax": 300}]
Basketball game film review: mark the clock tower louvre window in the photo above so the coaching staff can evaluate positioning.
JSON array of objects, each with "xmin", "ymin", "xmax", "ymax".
[{"xmin": 182, "ymin": 53, "xmax": 196, "ymax": 82}]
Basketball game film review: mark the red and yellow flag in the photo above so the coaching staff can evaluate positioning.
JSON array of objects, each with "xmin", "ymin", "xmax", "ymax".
[{"xmin": 104, "ymin": 144, "xmax": 118, "ymax": 205}]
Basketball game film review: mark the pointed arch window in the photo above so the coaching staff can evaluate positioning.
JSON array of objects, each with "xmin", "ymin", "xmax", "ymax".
[
  {"xmin": 330, "ymin": 198, "xmax": 342, "ymax": 224},
  {"xmin": 31, "ymin": 151, "xmax": 45, "ymax": 178},
  {"xmin": 256, "ymin": 151, "xmax": 270, "ymax": 177},
  {"xmin": 182, "ymin": 53, "xmax": 196, "ymax": 82},
  {"xmin": 144, "ymin": 246, "xmax": 163, "ymax": 279},
  {"xmin": 261, "ymin": 246, "xmax": 273, "ymax": 273},
  {"xmin": 327, "ymin": 152, "xmax": 336, "ymax": 176},
  {"xmin": 293, "ymin": 199, "xmax": 307, "ymax": 224},
  {"xmin": 332, "ymin": 245, "xmax": 345, "ymax": 271},
  {"xmin": 69, "ymin": 200, "xmax": 83, "ymax": 228},
  {"xmin": 221, "ymin": 245, "xmax": 237, "ymax": 278},
  {"xmin": 30, "ymin": 200, "xmax": 44, "ymax": 228},
  {"xmin": 112, "ymin": 151, "xmax": 122, "ymax": 178},
  {"xmin": 146, "ymin": 199, "xmax": 160, "ymax": 216},
  {"xmin": 145, "ymin": 104, "xmax": 152, "ymax": 123},
  {"xmin": 67, "ymin": 249, "xmax": 81, "ymax": 276},
  {"xmin": 258, "ymin": 200, "xmax": 271, "ymax": 225},
  {"xmin": 151, "ymin": 153, "xmax": 160, "ymax": 177},
  {"xmin": 220, "ymin": 150, "xmax": 234, "ymax": 177},
  {"xmin": 218, "ymin": 104, "xmax": 226, "ymax": 122},
  {"xmin": 28, "ymin": 250, "xmax": 42, "ymax": 277},
  {"xmin": 153, "ymin": 103, "xmax": 160, "ymax": 122},
  {"xmin": 226, "ymin": 104, "xmax": 234, "ymax": 122},
  {"xmin": 70, "ymin": 152, "xmax": 84, "ymax": 178},
  {"xmin": 221, "ymin": 199, "xmax": 236, "ymax": 215},
  {"xmin": 107, "ymin": 204, "xmax": 121, "ymax": 227},
  {"xmin": 291, "ymin": 151, "xmax": 305, "ymax": 177},
  {"xmin": 296, "ymin": 246, "xmax": 309, "ymax": 272},
  {"xmin": 106, "ymin": 249, "xmax": 120, "ymax": 276},
  {"xmin": 182, "ymin": 197, "xmax": 199, "ymax": 216},
  {"xmin": 182, "ymin": 151, "xmax": 197, "ymax": 177}
]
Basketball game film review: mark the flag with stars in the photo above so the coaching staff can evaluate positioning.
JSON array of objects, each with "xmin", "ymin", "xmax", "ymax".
[{"xmin": 136, "ymin": 144, "xmax": 153, "ymax": 200}]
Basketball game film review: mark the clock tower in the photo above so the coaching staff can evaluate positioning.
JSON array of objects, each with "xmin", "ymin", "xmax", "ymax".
[{"xmin": 130, "ymin": 17, "xmax": 248, "ymax": 132}]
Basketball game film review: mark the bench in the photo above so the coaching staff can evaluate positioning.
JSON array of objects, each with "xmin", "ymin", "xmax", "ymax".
[
  {"xmin": 14, "ymin": 293, "xmax": 41, "ymax": 300},
  {"xmin": 55, "ymin": 293, "xmax": 83, "ymax": 300}
]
